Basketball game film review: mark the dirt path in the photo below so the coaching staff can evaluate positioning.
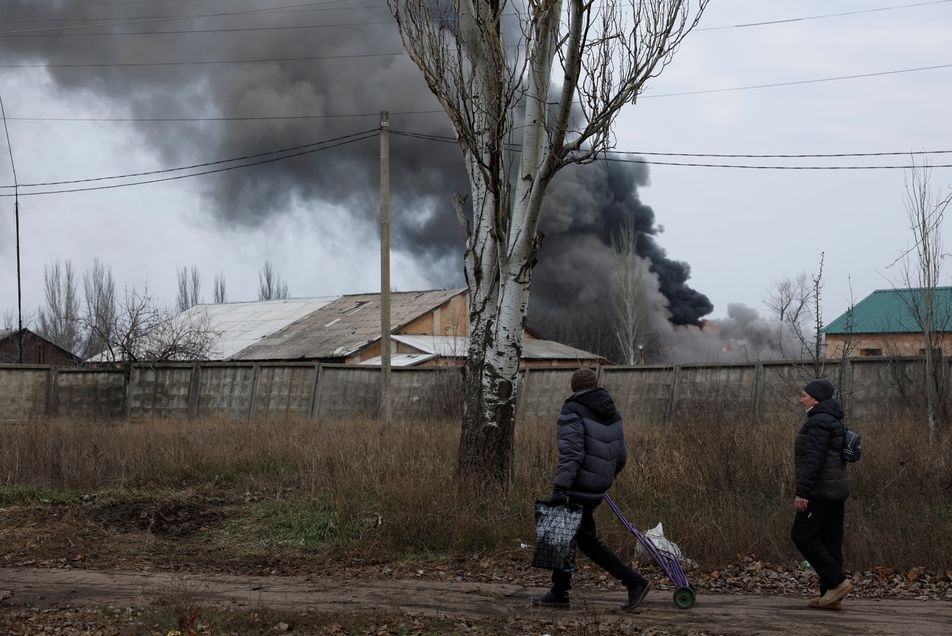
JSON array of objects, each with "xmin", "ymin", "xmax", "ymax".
[{"xmin": 2, "ymin": 567, "xmax": 951, "ymax": 635}]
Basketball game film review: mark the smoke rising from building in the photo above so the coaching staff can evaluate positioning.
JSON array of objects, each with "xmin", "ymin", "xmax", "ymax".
[{"xmin": 1, "ymin": 2, "xmax": 805, "ymax": 362}]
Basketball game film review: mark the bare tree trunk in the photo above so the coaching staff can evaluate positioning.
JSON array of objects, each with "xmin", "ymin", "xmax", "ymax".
[
  {"xmin": 896, "ymin": 158, "xmax": 952, "ymax": 444},
  {"xmin": 392, "ymin": 0, "xmax": 708, "ymax": 484}
]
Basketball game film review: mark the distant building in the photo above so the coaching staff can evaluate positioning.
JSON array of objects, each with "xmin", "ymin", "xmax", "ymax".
[
  {"xmin": 104, "ymin": 289, "xmax": 605, "ymax": 367},
  {"xmin": 0, "ymin": 329, "xmax": 81, "ymax": 366},
  {"xmin": 825, "ymin": 287, "xmax": 952, "ymax": 358}
]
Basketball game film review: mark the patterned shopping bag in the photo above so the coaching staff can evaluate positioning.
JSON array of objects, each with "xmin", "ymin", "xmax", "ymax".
[{"xmin": 531, "ymin": 500, "xmax": 583, "ymax": 571}]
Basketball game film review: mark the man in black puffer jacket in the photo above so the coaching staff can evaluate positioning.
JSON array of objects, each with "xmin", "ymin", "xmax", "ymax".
[
  {"xmin": 532, "ymin": 367, "xmax": 651, "ymax": 611},
  {"xmin": 792, "ymin": 378, "xmax": 852, "ymax": 611}
]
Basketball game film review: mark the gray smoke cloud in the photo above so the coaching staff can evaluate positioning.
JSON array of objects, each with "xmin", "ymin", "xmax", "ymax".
[
  {"xmin": 1, "ymin": 2, "xmax": 719, "ymax": 355},
  {"xmin": 659, "ymin": 303, "xmax": 808, "ymax": 364}
]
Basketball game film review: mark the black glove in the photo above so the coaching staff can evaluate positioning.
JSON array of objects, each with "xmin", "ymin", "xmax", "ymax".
[{"xmin": 549, "ymin": 489, "xmax": 568, "ymax": 506}]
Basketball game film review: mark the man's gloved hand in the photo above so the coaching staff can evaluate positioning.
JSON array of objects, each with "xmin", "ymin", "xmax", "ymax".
[{"xmin": 550, "ymin": 489, "xmax": 568, "ymax": 506}]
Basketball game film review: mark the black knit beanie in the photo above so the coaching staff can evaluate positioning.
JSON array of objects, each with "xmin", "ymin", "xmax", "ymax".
[{"xmin": 803, "ymin": 378, "xmax": 834, "ymax": 402}]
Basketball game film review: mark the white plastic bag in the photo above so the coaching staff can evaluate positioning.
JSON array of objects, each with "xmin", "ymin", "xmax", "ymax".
[{"xmin": 637, "ymin": 522, "xmax": 697, "ymax": 570}]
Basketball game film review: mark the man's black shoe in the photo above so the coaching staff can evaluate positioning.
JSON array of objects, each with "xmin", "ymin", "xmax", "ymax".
[
  {"xmin": 621, "ymin": 580, "xmax": 652, "ymax": 611},
  {"xmin": 531, "ymin": 590, "xmax": 570, "ymax": 608}
]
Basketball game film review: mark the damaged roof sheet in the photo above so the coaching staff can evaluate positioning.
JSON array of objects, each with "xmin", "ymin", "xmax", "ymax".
[
  {"xmin": 182, "ymin": 297, "xmax": 337, "ymax": 359},
  {"xmin": 232, "ymin": 289, "xmax": 466, "ymax": 361}
]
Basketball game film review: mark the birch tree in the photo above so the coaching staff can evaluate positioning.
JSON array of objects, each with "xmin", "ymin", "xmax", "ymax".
[
  {"xmin": 613, "ymin": 219, "xmax": 651, "ymax": 365},
  {"xmin": 389, "ymin": 0, "xmax": 707, "ymax": 482}
]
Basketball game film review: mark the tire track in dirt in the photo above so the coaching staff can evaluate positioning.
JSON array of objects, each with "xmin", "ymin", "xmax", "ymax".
[{"xmin": 1, "ymin": 568, "xmax": 951, "ymax": 635}]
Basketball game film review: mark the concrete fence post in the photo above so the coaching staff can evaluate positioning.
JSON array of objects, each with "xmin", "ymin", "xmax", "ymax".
[
  {"xmin": 248, "ymin": 363, "xmax": 261, "ymax": 420},
  {"xmin": 47, "ymin": 365, "xmax": 57, "ymax": 418},
  {"xmin": 187, "ymin": 362, "xmax": 201, "ymax": 420},
  {"xmin": 311, "ymin": 364, "xmax": 326, "ymax": 419},
  {"xmin": 666, "ymin": 365, "xmax": 681, "ymax": 425},
  {"xmin": 752, "ymin": 363, "xmax": 764, "ymax": 421}
]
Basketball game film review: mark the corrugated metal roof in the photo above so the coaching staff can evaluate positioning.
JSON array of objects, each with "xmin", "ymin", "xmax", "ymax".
[
  {"xmin": 179, "ymin": 297, "xmax": 337, "ymax": 359},
  {"xmin": 391, "ymin": 334, "xmax": 603, "ymax": 361},
  {"xmin": 232, "ymin": 289, "xmax": 466, "ymax": 360},
  {"xmin": 825, "ymin": 287, "xmax": 952, "ymax": 334}
]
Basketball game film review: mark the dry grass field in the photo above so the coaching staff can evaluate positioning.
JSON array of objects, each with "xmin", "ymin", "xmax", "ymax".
[{"xmin": 1, "ymin": 413, "xmax": 950, "ymax": 634}]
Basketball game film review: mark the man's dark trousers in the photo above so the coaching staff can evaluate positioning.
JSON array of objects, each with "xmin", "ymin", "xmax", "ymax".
[
  {"xmin": 551, "ymin": 499, "xmax": 643, "ymax": 592},
  {"xmin": 791, "ymin": 497, "xmax": 846, "ymax": 593}
]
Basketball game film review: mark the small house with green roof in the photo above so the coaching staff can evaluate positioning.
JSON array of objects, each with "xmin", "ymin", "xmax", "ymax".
[{"xmin": 824, "ymin": 287, "xmax": 952, "ymax": 358}]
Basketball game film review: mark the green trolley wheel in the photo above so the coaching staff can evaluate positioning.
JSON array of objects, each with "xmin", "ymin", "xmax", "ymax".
[{"xmin": 673, "ymin": 586, "xmax": 696, "ymax": 609}]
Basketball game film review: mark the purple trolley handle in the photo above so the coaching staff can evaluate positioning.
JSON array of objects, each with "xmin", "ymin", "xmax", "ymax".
[{"xmin": 603, "ymin": 494, "xmax": 691, "ymax": 590}]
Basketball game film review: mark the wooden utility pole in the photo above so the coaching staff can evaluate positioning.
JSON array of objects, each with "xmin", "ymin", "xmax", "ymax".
[
  {"xmin": 0, "ymin": 94, "xmax": 22, "ymax": 363},
  {"xmin": 380, "ymin": 111, "xmax": 392, "ymax": 426}
]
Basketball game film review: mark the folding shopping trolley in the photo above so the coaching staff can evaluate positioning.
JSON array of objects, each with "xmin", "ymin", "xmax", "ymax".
[{"xmin": 603, "ymin": 494, "xmax": 696, "ymax": 609}]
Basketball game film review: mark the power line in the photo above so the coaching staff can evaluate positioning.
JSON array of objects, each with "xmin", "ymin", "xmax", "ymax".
[
  {"xmin": 4, "ymin": 110, "xmax": 444, "ymax": 122},
  {"xmin": 0, "ymin": 123, "xmax": 948, "ymax": 186},
  {"xmin": 391, "ymin": 130, "xmax": 952, "ymax": 159},
  {"xmin": 605, "ymin": 149, "xmax": 952, "ymax": 159},
  {"xmin": 0, "ymin": 0, "xmax": 355, "ymax": 36},
  {"xmin": 0, "ymin": 129, "xmax": 377, "ymax": 197},
  {"xmin": 0, "ymin": 129, "xmax": 377, "ymax": 189},
  {"xmin": 697, "ymin": 0, "xmax": 952, "ymax": 31},
  {"xmin": 5, "ymin": 0, "xmax": 946, "ymax": 33},
  {"xmin": 1, "ymin": 3, "xmax": 387, "ymax": 25},
  {"xmin": 0, "ymin": 18, "xmax": 396, "ymax": 38},
  {"xmin": 389, "ymin": 130, "xmax": 952, "ymax": 170},
  {"xmin": 0, "ymin": 50, "xmax": 405, "ymax": 69},
  {"xmin": 640, "ymin": 63, "xmax": 952, "ymax": 98}
]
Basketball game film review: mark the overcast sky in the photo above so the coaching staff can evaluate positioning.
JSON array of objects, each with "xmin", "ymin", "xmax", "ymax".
[{"xmin": 1, "ymin": 0, "xmax": 951, "ymax": 337}]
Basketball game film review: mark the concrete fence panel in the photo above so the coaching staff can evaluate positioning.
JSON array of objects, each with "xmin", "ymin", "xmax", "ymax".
[
  {"xmin": 54, "ymin": 369, "xmax": 126, "ymax": 419},
  {"xmin": 2, "ymin": 356, "xmax": 949, "ymax": 424},
  {"xmin": 0, "ymin": 365, "xmax": 50, "ymax": 421},
  {"xmin": 671, "ymin": 364, "xmax": 759, "ymax": 421},
  {"xmin": 519, "ymin": 368, "xmax": 575, "ymax": 425},
  {"xmin": 314, "ymin": 365, "xmax": 379, "ymax": 419},
  {"xmin": 759, "ymin": 363, "xmax": 818, "ymax": 423},
  {"xmin": 388, "ymin": 367, "xmax": 461, "ymax": 421},
  {"xmin": 197, "ymin": 364, "xmax": 256, "ymax": 419},
  {"xmin": 602, "ymin": 366, "xmax": 676, "ymax": 425},
  {"xmin": 253, "ymin": 364, "xmax": 318, "ymax": 419},
  {"xmin": 127, "ymin": 364, "xmax": 192, "ymax": 419},
  {"xmin": 849, "ymin": 357, "xmax": 925, "ymax": 421}
]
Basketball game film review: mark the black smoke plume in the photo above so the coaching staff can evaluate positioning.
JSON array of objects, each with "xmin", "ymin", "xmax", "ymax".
[{"xmin": 0, "ymin": 2, "xmax": 712, "ymax": 354}]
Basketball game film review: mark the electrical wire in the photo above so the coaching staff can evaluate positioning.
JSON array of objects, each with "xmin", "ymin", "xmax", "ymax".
[
  {"xmin": 0, "ymin": 129, "xmax": 377, "ymax": 196},
  {"xmin": 0, "ymin": 0, "xmax": 355, "ymax": 37},
  {"xmin": 4, "ymin": 125, "xmax": 952, "ymax": 194},
  {"xmin": 697, "ymin": 0, "xmax": 952, "ymax": 31},
  {"xmin": 2, "ymin": 3, "xmax": 387, "ymax": 25},
  {"xmin": 4, "ymin": 110, "xmax": 444, "ymax": 122},
  {"xmin": 389, "ymin": 130, "xmax": 952, "ymax": 170},
  {"xmin": 640, "ymin": 63, "xmax": 952, "ymax": 98},
  {"xmin": 0, "ymin": 51, "xmax": 406, "ymax": 69},
  {"xmin": 391, "ymin": 129, "xmax": 952, "ymax": 160}
]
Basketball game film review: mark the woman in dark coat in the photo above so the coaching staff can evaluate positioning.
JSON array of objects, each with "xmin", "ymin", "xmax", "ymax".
[{"xmin": 792, "ymin": 378, "xmax": 852, "ymax": 610}]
